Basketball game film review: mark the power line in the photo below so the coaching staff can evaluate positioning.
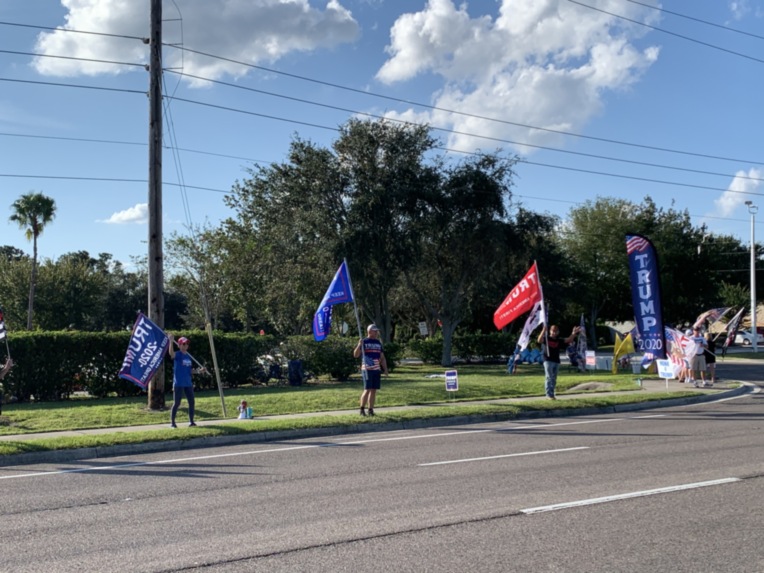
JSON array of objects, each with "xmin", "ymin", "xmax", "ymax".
[
  {"xmin": 0, "ymin": 20, "xmax": 146, "ymax": 41},
  {"xmin": 170, "ymin": 45, "xmax": 762, "ymax": 165},
  {"xmin": 622, "ymin": 0, "xmax": 764, "ymax": 41},
  {"xmin": 0, "ymin": 77, "xmax": 145, "ymax": 95},
  {"xmin": 165, "ymin": 69, "xmax": 764, "ymax": 184},
  {"xmin": 0, "ymin": 48, "xmax": 144, "ymax": 70},
  {"xmin": 567, "ymin": 0, "xmax": 764, "ymax": 65},
  {"xmin": 0, "ymin": 173, "xmax": 228, "ymax": 193}
]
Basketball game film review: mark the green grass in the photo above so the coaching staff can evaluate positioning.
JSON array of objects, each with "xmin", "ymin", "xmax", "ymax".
[{"xmin": 0, "ymin": 363, "xmax": 701, "ymax": 457}]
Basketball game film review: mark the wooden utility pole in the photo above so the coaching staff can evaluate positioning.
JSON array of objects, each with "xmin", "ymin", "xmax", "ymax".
[{"xmin": 147, "ymin": 0, "xmax": 165, "ymax": 410}]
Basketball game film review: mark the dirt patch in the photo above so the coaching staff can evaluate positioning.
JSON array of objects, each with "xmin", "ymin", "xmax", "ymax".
[{"xmin": 568, "ymin": 382, "xmax": 614, "ymax": 392}]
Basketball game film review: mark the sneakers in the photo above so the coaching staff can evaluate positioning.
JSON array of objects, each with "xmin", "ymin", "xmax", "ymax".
[
  {"xmin": 368, "ymin": 408, "xmax": 375, "ymax": 416},
  {"xmin": 360, "ymin": 407, "xmax": 366, "ymax": 417},
  {"xmin": 547, "ymin": 395, "xmax": 556, "ymax": 400},
  {"xmin": 189, "ymin": 422, "xmax": 197, "ymax": 427},
  {"xmin": 170, "ymin": 422, "xmax": 177, "ymax": 429}
]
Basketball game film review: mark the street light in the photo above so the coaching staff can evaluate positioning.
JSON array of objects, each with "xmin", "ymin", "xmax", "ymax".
[{"xmin": 745, "ymin": 200, "xmax": 758, "ymax": 352}]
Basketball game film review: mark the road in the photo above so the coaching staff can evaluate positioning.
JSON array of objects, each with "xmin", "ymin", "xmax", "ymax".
[{"xmin": 1, "ymin": 361, "xmax": 762, "ymax": 573}]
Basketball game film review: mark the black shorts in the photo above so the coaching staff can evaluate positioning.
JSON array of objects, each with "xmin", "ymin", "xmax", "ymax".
[{"xmin": 363, "ymin": 370, "xmax": 381, "ymax": 390}]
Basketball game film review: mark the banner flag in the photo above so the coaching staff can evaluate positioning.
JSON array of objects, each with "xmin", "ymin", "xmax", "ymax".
[
  {"xmin": 693, "ymin": 307, "xmax": 732, "ymax": 330},
  {"xmin": 312, "ymin": 261, "xmax": 355, "ymax": 342},
  {"xmin": 517, "ymin": 300, "xmax": 544, "ymax": 351},
  {"xmin": 494, "ymin": 262, "xmax": 543, "ymax": 330},
  {"xmin": 118, "ymin": 313, "xmax": 170, "ymax": 390},
  {"xmin": 722, "ymin": 307, "xmax": 746, "ymax": 351},
  {"xmin": 612, "ymin": 332, "xmax": 636, "ymax": 373},
  {"xmin": 576, "ymin": 313, "xmax": 587, "ymax": 360},
  {"xmin": 0, "ymin": 307, "xmax": 6, "ymax": 341},
  {"xmin": 626, "ymin": 234, "xmax": 666, "ymax": 362}
]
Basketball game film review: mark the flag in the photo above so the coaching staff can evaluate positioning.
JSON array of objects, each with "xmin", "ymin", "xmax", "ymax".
[
  {"xmin": 576, "ymin": 313, "xmax": 587, "ymax": 361},
  {"xmin": 118, "ymin": 313, "xmax": 170, "ymax": 390},
  {"xmin": 494, "ymin": 262, "xmax": 544, "ymax": 330},
  {"xmin": 517, "ymin": 299, "xmax": 544, "ymax": 351},
  {"xmin": 722, "ymin": 307, "xmax": 745, "ymax": 350},
  {"xmin": 626, "ymin": 234, "xmax": 666, "ymax": 362},
  {"xmin": 312, "ymin": 261, "xmax": 355, "ymax": 342},
  {"xmin": 693, "ymin": 307, "xmax": 732, "ymax": 330},
  {"xmin": 612, "ymin": 332, "xmax": 635, "ymax": 373},
  {"xmin": 0, "ymin": 307, "xmax": 6, "ymax": 341}
]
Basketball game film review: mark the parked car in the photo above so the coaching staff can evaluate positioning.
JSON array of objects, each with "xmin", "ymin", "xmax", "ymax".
[{"xmin": 734, "ymin": 330, "xmax": 764, "ymax": 346}]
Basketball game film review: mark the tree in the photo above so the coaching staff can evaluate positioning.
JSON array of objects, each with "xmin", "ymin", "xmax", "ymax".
[
  {"xmin": 9, "ymin": 192, "xmax": 57, "ymax": 329},
  {"xmin": 397, "ymin": 153, "xmax": 519, "ymax": 365}
]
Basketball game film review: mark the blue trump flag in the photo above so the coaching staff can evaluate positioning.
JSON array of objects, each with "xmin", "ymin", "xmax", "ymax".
[
  {"xmin": 119, "ymin": 313, "xmax": 170, "ymax": 390},
  {"xmin": 313, "ymin": 261, "xmax": 355, "ymax": 341},
  {"xmin": 626, "ymin": 233, "xmax": 666, "ymax": 361}
]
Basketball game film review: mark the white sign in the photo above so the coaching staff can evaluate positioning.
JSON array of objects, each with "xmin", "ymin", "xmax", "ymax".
[
  {"xmin": 585, "ymin": 350, "xmax": 596, "ymax": 367},
  {"xmin": 445, "ymin": 370, "xmax": 458, "ymax": 392},
  {"xmin": 656, "ymin": 359, "xmax": 675, "ymax": 379},
  {"xmin": 418, "ymin": 321, "xmax": 429, "ymax": 336}
]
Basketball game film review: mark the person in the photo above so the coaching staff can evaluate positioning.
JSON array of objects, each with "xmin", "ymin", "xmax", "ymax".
[
  {"xmin": 537, "ymin": 324, "xmax": 581, "ymax": 400},
  {"xmin": 238, "ymin": 399, "xmax": 252, "ymax": 420},
  {"xmin": 689, "ymin": 326, "xmax": 708, "ymax": 387},
  {"xmin": 0, "ymin": 358, "xmax": 12, "ymax": 415},
  {"xmin": 704, "ymin": 331, "xmax": 717, "ymax": 386},
  {"xmin": 353, "ymin": 324, "xmax": 388, "ymax": 416},
  {"xmin": 167, "ymin": 334, "xmax": 207, "ymax": 428}
]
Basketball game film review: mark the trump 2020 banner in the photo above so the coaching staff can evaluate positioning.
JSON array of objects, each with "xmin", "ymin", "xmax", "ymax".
[
  {"xmin": 313, "ymin": 261, "xmax": 355, "ymax": 342},
  {"xmin": 493, "ymin": 262, "xmax": 543, "ymax": 330},
  {"xmin": 119, "ymin": 313, "xmax": 170, "ymax": 390},
  {"xmin": 626, "ymin": 234, "xmax": 666, "ymax": 360}
]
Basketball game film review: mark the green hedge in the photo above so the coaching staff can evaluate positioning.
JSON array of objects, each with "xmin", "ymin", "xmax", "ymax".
[
  {"xmin": 407, "ymin": 332, "xmax": 517, "ymax": 364},
  {"xmin": 0, "ymin": 331, "xmax": 402, "ymax": 403}
]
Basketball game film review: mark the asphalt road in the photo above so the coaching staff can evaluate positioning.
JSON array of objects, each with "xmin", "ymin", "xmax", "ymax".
[{"xmin": 1, "ymin": 361, "xmax": 762, "ymax": 573}]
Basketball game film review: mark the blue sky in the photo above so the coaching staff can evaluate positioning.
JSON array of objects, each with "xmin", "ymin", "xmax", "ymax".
[{"xmin": 1, "ymin": 0, "xmax": 762, "ymax": 268}]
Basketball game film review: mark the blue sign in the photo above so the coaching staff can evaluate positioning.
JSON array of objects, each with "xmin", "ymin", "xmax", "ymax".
[
  {"xmin": 445, "ymin": 370, "xmax": 458, "ymax": 392},
  {"xmin": 626, "ymin": 233, "xmax": 666, "ymax": 360}
]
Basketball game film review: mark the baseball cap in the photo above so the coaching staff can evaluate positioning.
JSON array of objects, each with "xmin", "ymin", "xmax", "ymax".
[
  {"xmin": 177, "ymin": 336, "xmax": 189, "ymax": 345},
  {"xmin": 367, "ymin": 324, "xmax": 380, "ymax": 332}
]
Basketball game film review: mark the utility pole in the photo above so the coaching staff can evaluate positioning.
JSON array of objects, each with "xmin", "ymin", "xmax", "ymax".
[
  {"xmin": 745, "ymin": 201, "xmax": 758, "ymax": 353},
  {"xmin": 147, "ymin": 0, "xmax": 165, "ymax": 410}
]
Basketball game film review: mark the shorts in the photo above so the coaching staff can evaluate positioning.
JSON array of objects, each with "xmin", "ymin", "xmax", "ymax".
[
  {"xmin": 363, "ymin": 370, "xmax": 381, "ymax": 390},
  {"xmin": 689, "ymin": 354, "xmax": 706, "ymax": 371}
]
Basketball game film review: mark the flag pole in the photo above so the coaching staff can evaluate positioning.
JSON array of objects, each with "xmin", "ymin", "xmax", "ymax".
[{"xmin": 344, "ymin": 257, "xmax": 367, "ymax": 376}]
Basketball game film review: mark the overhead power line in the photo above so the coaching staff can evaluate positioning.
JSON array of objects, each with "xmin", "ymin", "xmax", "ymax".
[
  {"xmin": 567, "ymin": 0, "xmax": 764, "ymax": 65},
  {"xmin": 0, "ymin": 48, "xmax": 144, "ymax": 69},
  {"xmin": 0, "ymin": 20, "xmax": 146, "ymax": 41},
  {"xmin": 170, "ymin": 45, "xmax": 762, "ymax": 166},
  {"xmin": 623, "ymin": 0, "xmax": 764, "ymax": 41},
  {"xmin": 0, "ymin": 77, "xmax": 145, "ymax": 95},
  {"xmin": 165, "ymin": 69, "xmax": 764, "ymax": 184}
]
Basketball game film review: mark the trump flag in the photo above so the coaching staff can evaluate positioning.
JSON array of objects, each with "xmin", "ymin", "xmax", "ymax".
[
  {"xmin": 626, "ymin": 233, "xmax": 666, "ymax": 361},
  {"xmin": 119, "ymin": 313, "xmax": 170, "ymax": 390},
  {"xmin": 494, "ymin": 262, "xmax": 543, "ymax": 330},
  {"xmin": 313, "ymin": 261, "xmax": 355, "ymax": 341}
]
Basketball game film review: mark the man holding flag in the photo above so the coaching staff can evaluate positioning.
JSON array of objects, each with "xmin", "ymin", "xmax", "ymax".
[{"xmin": 537, "ymin": 323, "xmax": 582, "ymax": 400}]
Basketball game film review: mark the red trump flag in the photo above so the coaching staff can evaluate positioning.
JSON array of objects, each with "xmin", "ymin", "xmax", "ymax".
[{"xmin": 493, "ymin": 262, "xmax": 543, "ymax": 330}]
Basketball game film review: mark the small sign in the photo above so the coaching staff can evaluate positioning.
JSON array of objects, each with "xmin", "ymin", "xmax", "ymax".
[
  {"xmin": 585, "ymin": 350, "xmax": 596, "ymax": 367},
  {"xmin": 418, "ymin": 321, "xmax": 429, "ymax": 336},
  {"xmin": 656, "ymin": 359, "xmax": 675, "ymax": 379},
  {"xmin": 445, "ymin": 370, "xmax": 458, "ymax": 392}
]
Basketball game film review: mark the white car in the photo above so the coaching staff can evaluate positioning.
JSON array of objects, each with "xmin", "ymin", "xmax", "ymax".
[{"xmin": 734, "ymin": 330, "xmax": 764, "ymax": 346}]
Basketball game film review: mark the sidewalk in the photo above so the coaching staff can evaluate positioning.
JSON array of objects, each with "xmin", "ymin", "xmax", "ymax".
[{"xmin": 0, "ymin": 377, "xmax": 748, "ymax": 459}]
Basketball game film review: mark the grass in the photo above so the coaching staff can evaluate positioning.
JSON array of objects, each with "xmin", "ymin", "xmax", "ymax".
[{"xmin": 0, "ymin": 363, "xmax": 704, "ymax": 457}]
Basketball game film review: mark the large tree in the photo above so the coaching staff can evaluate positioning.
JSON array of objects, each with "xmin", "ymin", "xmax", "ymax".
[{"xmin": 9, "ymin": 192, "xmax": 56, "ymax": 329}]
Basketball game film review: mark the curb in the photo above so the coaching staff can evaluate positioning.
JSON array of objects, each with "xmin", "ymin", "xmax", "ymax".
[{"xmin": 0, "ymin": 383, "xmax": 753, "ymax": 467}]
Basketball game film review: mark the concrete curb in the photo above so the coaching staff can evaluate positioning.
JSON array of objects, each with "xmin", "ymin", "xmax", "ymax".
[{"xmin": 0, "ymin": 383, "xmax": 754, "ymax": 467}]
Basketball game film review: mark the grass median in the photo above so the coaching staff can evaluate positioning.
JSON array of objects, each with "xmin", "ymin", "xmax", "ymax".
[{"xmin": 0, "ymin": 363, "xmax": 699, "ymax": 457}]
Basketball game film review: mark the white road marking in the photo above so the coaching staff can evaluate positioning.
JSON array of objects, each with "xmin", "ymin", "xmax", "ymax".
[
  {"xmin": 521, "ymin": 478, "xmax": 741, "ymax": 514},
  {"xmin": 418, "ymin": 446, "xmax": 589, "ymax": 466},
  {"xmin": 0, "ymin": 412, "xmax": 708, "ymax": 481}
]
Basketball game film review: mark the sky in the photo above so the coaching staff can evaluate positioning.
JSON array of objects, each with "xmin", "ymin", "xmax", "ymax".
[{"xmin": 1, "ymin": 0, "xmax": 763, "ymax": 269}]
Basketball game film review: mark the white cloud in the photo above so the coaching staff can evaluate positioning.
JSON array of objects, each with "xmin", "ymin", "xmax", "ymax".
[
  {"xmin": 32, "ymin": 0, "xmax": 359, "ymax": 82},
  {"xmin": 375, "ymin": 0, "xmax": 661, "ymax": 154},
  {"xmin": 714, "ymin": 168, "xmax": 763, "ymax": 217},
  {"xmin": 101, "ymin": 203, "xmax": 148, "ymax": 224}
]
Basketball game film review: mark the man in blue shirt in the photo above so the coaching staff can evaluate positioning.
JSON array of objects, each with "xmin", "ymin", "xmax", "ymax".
[
  {"xmin": 353, "ymin": 324, "xmax": 389, "ymax": 416},
  {"xmin": 168, "ymin": 334, "xmax": 207, "ymax": 428}
]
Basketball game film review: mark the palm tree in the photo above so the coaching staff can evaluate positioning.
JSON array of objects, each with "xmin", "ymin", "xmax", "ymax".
[{"xmin": 9, "ymin": 192, "xmax": 57, "ymax": 329}]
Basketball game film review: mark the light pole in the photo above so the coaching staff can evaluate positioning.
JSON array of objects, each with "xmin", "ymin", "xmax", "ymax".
[{"xmin": 745, "ymin": 200, "xmax": 758, "ymax": 352}]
